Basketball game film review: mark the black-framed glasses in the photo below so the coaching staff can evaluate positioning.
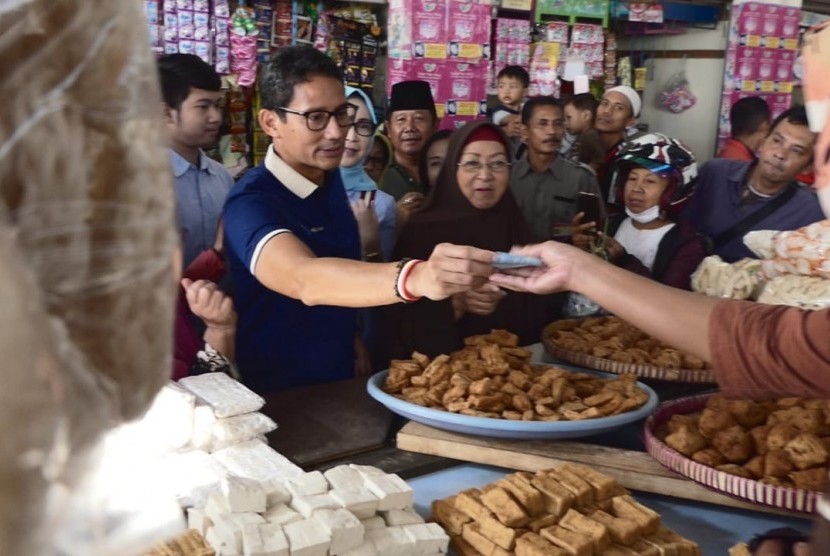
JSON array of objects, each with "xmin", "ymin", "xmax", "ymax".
[
  {"xmin": 277, "ymin": 103, "xmax": 358, "ymax": 131},
  {"xmin": 457, "ymin": 160, "xmax": 512, "ymax": 173},
  {"xmin": 352, "ymin": 119, "xmax": 377, "ymax": 137}
]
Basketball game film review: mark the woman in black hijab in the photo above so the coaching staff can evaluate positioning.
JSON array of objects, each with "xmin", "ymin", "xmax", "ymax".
[{"xmin": 378, "ymin": 120, "xmax": 546, "ymax": 362}]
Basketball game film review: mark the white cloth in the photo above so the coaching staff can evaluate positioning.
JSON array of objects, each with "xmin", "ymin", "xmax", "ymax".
[{"xmin": 614, "ymin": 218, "xmax": 675, "ymax": 271}]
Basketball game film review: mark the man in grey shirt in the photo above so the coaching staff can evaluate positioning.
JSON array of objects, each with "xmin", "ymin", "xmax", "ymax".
[{"xmin": 510, "ymin": 96, "xmax": 603, "ymax": 243}]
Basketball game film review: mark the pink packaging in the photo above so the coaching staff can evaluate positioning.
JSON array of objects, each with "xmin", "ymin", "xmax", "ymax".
[
  {"xmin": 546, "ymin": 21, "xmax": 569, "ymax": 43},
  {"xmin": 439, "ymin": 115, "xmax": 477, "ymax": 131},
  {"xmin": 760, "ymin": 4, "xmax": 781, "ymax": 37},
  {"xmin": 735, "ymin": 46, "xmax": 762, "ymax": 81},
  {"xmin": 495, "ymin": 19, "xmax": 510, "ymax": 41},
  {"xmin": 411, "ymin": 0, "xmax": 447, "ymax": 43},
  {"xmin": 447, "ymin": 0, "xmax": 490, "ymax": 46},
  {"xmin": 736, "ymin": 2, "xmax": 762, "ymax": 36},
  {"xmin": 412, "ymin": 59, "xmax": 446, "ymax": 101},
  {"xmin": 780, "ymin": 7, "xmax": 799, "ymax": 39},
  {"xmin": 386, "ymin": 58, "xmax": 410, "ymax": 96},
  {"xmin": 774, "ymin": 49, "xmax": 796, "ymax": 83},
  {"xmin": 445, "ymin": 60, "xmax": 485, "ymax": 102},
  {"xmin": 757, "ymin": 48, "xmax": 776, "ymax": 81}
]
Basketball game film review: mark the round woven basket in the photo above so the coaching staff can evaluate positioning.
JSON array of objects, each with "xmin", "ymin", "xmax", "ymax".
[
  {"xmin": 542, "ymin": 320, "xmax": 717, "ymax": 383},
  {"xmin": 644, "ymin": 394, "xmax": 819, "ymax": 514}
]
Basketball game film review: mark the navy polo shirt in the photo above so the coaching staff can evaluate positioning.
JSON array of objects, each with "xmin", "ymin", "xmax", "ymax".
[
  {"xmin": 223, "ymin": 146, "xmax": 361, "ymax": 393},
  {"xmin": 686, "ymin": 159, "xmax": 824, "ymax": 263}
]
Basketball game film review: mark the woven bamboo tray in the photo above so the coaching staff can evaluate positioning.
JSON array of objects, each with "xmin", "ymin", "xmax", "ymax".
[{"xmin": 644, "ymin": 394, "xmax": 819, "ymax": 514}]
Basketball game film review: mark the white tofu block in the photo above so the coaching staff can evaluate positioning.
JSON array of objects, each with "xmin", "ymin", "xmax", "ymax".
[
  {"xmin": 262, "ymin": 478, "xmax": 291, "ymax": 508},
  {"xmin": 312, "ymin": 508, "xmax": 365, "ymax": 555},
  {"xmin": 286, "ymin": 471, "xmax": 329, "ymax": 497},
  {"xmin": 349, "ymin": 464, "xmax": 385, "ymax": 477},
  {"xmin": 213, "ymin": 513, "xmax": 244, "ymax": 554},
  {"xmin": 263, "ymin": 503, "xmax": 302, "ymax": 526},
  {"xmin": 259, "ymin": 522, "xmax": 290, "ymax": 556},
  {"xmin": 190, "ymin": 403, "xmax": 218, "ymax": 451},
  {"xmin": 380, "ymin": 508, "xmax": 424, "ymax": 526},
  {"xmin": 284, "ymin": 518, "xmax": 331, "ymax": 556},
  {"xmin": 212, "ymin": 412, "xmax": 278, "ymax": 451},
  {"xmin": 324, "ymin": 465, "xmax": 366, "ymax": 490},
  {"xmin": 361, "ymin": 474, "xmax": 413, "ymax": 511},
  {"xmin": 360, "ymin": 516, "xmax": 386, "ymax": 530},
  {"xmin": 340, "ymin": 540, "xmax": 379, "ymax": 556},
  {"xmin": 180, "ymin": 372, "xmax": 265, "ymax": 417},
  {"xmin": 205, "ymin": 526, "xmax": 223, "ymax": 551},
  {"xmin": 290, "ymin": 493, "xmax": 339, "ymax": 518},
  {"xmin": 139, "ymin": 382, "xmax": 196, "ymax": 453},
  {"xmin": 231, "ymin": 512, "xmax": 266, "ymax": 527},
  {"xmin": 187, "ymin": 507, "xmax": 212, "ymax": 535},
  {"xmin": 162, "ymin": 449, "xmax": 227, "ymax": 508},
  {"xmin": 206, "ymin": 492, "xmax": 233, "ymax": 519},
  {"xmin": 211, "ymin": 440, "xmax": 303, "ymax": 482},
  {"xmin": 330, "ymin": 487, "xmax": 379, "ymax": 519},
  {"xmin": 242, "ymin": 523, "xmax": 265, "ymax": 556},
  {"xmin": 401, "ymin": 523, "xmax": 449, "ymax": 556},
  {"xmin": 366, "ymin": 526, "xmax": 416, "ymax": 556},
  {"xmin": 221, "ymin": 475, "xmax": 267, "ymax": 513}
]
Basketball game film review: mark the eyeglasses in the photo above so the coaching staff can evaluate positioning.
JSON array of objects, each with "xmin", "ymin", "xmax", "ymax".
[
  {"xmin": 277, "ymin": 103, "xmax": 357, "ymax": 131},
  {"xmin": 457, "ymin": 160, "xmax": 512, "ymax": 173},
  {"xmin": 352, "ymin": 119, "xmax": 377, "ymax": 137}
]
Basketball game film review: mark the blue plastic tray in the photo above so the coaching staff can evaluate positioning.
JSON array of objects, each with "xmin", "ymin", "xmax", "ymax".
[{"xmin": 367, "ymin": 367, "xmax": 658, "ymax": 440}]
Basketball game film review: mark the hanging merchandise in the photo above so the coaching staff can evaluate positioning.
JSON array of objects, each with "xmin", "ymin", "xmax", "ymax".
[
  {"xmin": 718, "ymin": 0, "xmax": 800, "ymax": 148},
  {"xmin": 658, "ymin": 70, "xmax": 697, "ymax": 113},
  {"xmin": 271, "ymin": 0, "xmax": 293, "ymax": 48},
  {"xmin": 491, "ymin": 18, "xmax": 531, "ymax": 95},
  {"xmin": 324, "ymin": 14, "xmax": 381, "ymax": 93},
  {"xmin": 528, "ymin": 21, "xmax": 567, "ymax": 96},
  {"xmin": 569, "ymin": 22, "xmax": 604, "ymax": 79},
  {"xmin": 617, "ymin": 55, "xmax": 632, "ymax": 87},
  {"xmin": 229, "ymin": 3, "xmax": 259, "ymax": 87}
]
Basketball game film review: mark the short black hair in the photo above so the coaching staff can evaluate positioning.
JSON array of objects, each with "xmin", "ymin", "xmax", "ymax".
[
  {"xmin": 497, "ymin": 66, "xmax": 530, "ymax": 88},
  {"xmin": 564, "ymin": 93, "xmax": 599, "ymax": 124},
  {"xmin": 521, "ymin": 96, "xmax": 561, "ymax": 125},
  {"xmin": 157, "ymin": 54, "xmax": 221, "ymax": 111},
  {"xmin": 259, "ymin": 45, "xmax": 343, "ymax": 114},
  {"xmin": 770, "ymin": 104, "xmax": 810, "ymax": 133},
  {"xmin": 730, "ymin": 96, "xmax": 771, "ymax": 137}
]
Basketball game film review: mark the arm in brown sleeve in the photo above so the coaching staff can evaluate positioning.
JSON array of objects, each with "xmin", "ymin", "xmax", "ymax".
[{"xmin": 710, "ymin": 300, "xmax": 830, "ymax": 399}]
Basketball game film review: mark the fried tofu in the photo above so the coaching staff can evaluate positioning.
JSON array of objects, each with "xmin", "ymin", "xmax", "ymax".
[
  {"xmin": 454, "ymin": 489, "xmax": 491, "ymax": 521},
  {"xmin": 514, "ymin": 532, "xmax": 569, "ymax": 556},
  {"xmin": 611, "ymin": 495, "xmax": 660, "ymax": 535},
  {"xmin": 589, "ymin": 509, "xmax": 641, "ymax": 546},
  {"xmin": 461, "ymin": 522, "xmax": 512, "ymax": 556},
  {"xmin": 539, "ymin": 524, "xmax": 593, "ymax": 556},
  {"xmin": 560, "ymin": 463, "xmax": 619, "ymax": 501},
  {"xmin": 559, "ymin": 508, "xmax": 610, "ymax": 551},
  {"xmin": 551, "ymin": 468, "xmax": 594, "ymax": 507},
  {"xmin": 529, "ymin": 474, "xmax": 574, "ymax": 518},
  {"xmin": 497, "ymin": 474, "xmax": 546, "ymax": 517},
  {"xmin": 480, "ymin": 485, "xmax": 530, "ymax": 527},
  {"xmin": 431, "ymin": 497, "xmax": 471, "ymax": 536}
]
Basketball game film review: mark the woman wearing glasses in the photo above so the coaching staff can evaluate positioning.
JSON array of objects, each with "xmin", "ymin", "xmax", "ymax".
[
  {"xmin": 379, "ymin": 121, "xmax": 546, "ymax": 360},
  {"xmin": 340, "ymin": 86, "xmax": 397, "ymax": 262}
]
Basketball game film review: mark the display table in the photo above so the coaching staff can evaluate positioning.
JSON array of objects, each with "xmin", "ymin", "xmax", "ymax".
[{"xmin": 408, "ymin": 464, "xmax": 813, "ymax": 554}]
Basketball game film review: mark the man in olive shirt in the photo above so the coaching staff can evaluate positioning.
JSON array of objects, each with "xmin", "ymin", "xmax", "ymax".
[
  {"xmin": 510, "ymin": 96, "xmax": 603, "ymax": 243},
  {"xmin": 380, "ymin": 80, "xmax": 439, "ymax": 200}
]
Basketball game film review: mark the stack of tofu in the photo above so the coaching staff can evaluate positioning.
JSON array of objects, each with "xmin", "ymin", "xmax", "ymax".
[
  {"xmin": 140, "ymin": 373, "xmax": 448, "ymax": 556},
  {"xmin": 431, "ymin": 463, "xmax": 699, "ymax": 556}
]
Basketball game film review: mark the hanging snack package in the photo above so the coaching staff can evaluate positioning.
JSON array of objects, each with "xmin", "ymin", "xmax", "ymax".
[{"xmin": 658, "ymin": 70, "xmax": 697, "ymax": 113}]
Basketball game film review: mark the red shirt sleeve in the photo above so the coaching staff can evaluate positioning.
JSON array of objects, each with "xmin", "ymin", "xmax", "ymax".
[
  {"xmin": 183, "ymin": 248, "xmax": 226, "ymax": 283},
  {"xmin": 709, "ymin": 299, "xmax": 830, "ymax": 399}
]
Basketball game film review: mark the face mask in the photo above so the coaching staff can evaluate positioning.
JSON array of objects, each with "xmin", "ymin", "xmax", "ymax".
[{"xmin": 626, "ymin": 204, "xmax": 661, "ymax": 223}]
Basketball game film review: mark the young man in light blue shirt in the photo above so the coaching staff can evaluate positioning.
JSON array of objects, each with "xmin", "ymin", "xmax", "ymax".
[{"xmin": 158, "ymin": 54, "xmax": 234, "ymax": 267}]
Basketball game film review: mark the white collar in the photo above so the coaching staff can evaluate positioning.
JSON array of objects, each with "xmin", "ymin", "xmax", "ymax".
[{"xmin": 265, "ymin": 145, "xmax": 318, "ymax": 199}]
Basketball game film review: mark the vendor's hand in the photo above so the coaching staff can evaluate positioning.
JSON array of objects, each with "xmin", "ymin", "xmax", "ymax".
[
  {"xmin": 407, "ymin": 243, "xmax": 494, "ymax": 300},
  {"xmin": 458, "ymin": 283, "xmax": 506, "ymax": 316},
  {"xmin": 181, "ymin": 278, "xmax": 236, "ymax": 331},
  {"xmin": 597, "ymin": 231, "xmax": 625, "ymax": 261},
  {"xmin": 350, "ymin": 197, "xmax": 381, "ymax": 256},
  {"xmin": 571, "ymin": 211, "xmax": 596, "ymax": 251},
  {"xmin": 489, "ymin": 241, "xmax": 588, "ymax": 295}
]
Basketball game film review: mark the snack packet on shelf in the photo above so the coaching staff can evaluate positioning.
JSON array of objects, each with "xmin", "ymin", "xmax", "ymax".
[
  {"xmin": 691, "ymin": 256, "xmax": 763, "ymax": 299},
  {"xmin": 744, "ymin": 220, "xmax": 830, "ymax": 279},
  {"xmin": 756, "ymin": 275, "xmax": 830, "ymax": 310}
]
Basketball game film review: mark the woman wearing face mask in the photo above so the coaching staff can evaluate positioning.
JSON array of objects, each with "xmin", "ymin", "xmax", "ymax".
[
  {"xmin": 379, "ymin": 121, "xmax": 546, "ymax": 360},
  {"xmin": 572, "ymin": 133, "xmax": 708, "ymax": 290},
  {"xmin": 340, "ymin": 86, "xmax": 397, "ymax": 261}
]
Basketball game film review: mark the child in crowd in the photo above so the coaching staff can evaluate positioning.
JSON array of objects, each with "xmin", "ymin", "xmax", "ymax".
[
  {"xmin": 490, "ymin": 65, "xmax": 529, "ymax": 158},
  {"xmin": 563, "ymin": 93, "xmax": 605, "ymax": 174}
]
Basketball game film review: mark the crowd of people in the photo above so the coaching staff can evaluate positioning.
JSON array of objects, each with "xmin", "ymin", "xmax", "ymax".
[{"xmin": 162, "ymin": 46, "xmax": 826, "ymax": 399}]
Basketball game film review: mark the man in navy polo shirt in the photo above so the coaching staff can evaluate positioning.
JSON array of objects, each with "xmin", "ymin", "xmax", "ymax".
[
  {"xmin": 223, "ymin": 46, "xmax": 494, "ymax": 393},
  {"xmin": 686, "ymin": 106, "xmax": 823, "ymax": 263}
]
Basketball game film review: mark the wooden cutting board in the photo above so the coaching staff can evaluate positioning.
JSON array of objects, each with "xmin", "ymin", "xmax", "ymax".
[{"xmin": 397, "ymin": 421, "xmax": 805, "ymax": 518}]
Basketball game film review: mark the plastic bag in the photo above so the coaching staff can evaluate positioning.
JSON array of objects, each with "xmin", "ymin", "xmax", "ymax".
[
  {"xmin": 744, "ymin": 220, "xmax": 830, "ymax": 279},
  {"xmin": 561, "ymin": 292, "xmax": 608, "ymax": 318},
  {"xmin": 658, "ymin": 71, "xmax": 697, "ymax": 113}
]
